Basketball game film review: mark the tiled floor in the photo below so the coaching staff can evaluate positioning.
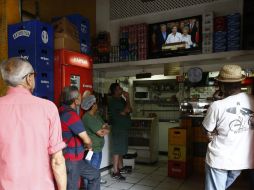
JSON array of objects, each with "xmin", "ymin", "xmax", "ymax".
[{"xmin": 100, "ymin": 156, "xmax": 250, "ymax": 190}]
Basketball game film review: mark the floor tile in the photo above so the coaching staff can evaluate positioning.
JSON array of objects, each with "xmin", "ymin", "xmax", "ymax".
[
  {"xmin": 102, "ymin": 174, "xmax": 114, "ymax": 180},
  {"xmin": 152, "ymin": 170, "xmax": 168, "ymax": 177},
  {"xmin": 103, "ymin": 187, "xmax": 123, "ymax": 190},
  {"xmin": 99, "ymin": 156, "xmax": 249, "ymax": 190},
  {"xmin": 129, "ymin": 184, "xmax": 153, "ymax": 190},
  {"xmin": 137, "ymin": 178, "xmax": 160, "ymax": 187},
  {"xmin": 145, "ymin": 174, "xmax": 166, "ymax": 182},
  {"xmin": 135, "ymin": 167, "xmax": 158, "ymax": 174},
  {"xmin": 154, "ymin": 182, "xmax": 180, "ymax": 190},
  {"xmin": 109, "ymin": 182, "xmax": 134, "ymax": 190},
  {"xmin": 126, "ymin": 172, "xmax": 146, "ymax": 179},
  {"xmin": 162, "ymin": 177, "xmax": 184, "ymax": 184},
  {"xmin": 101, "ymin": 179, "xmax": 117, "ymax": 187},
  {"xmin": 125, "ymin": 176, "xmax": 143, "ymax": 184}
]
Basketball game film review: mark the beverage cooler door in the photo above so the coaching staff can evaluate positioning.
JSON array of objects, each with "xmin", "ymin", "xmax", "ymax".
[{"xmin": 62, "ymin": 65, "xmax": 93, "ymax": 96}]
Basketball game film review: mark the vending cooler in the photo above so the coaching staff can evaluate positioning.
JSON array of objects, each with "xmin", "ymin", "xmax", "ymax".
[{"xmin": 54, "ymin": 49, "xmax": 93, "ymax": 106}]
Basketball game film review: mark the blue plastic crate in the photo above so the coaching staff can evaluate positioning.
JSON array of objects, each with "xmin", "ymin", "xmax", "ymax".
[
  {"xmin": 33, "ymin": 91, "xmax": 54, "ymax": 102},
  {"xmin": 35, "ymin": 71, "xmax": 54, "ymax": 93},
  {"xmin": 66, "ymin": 14, "xmax": 90, "ymax": 35},
  {"xmin": 80, "ymin": 36, "xmax": 91, "ymax": 54},
  {"xmin": 8, "ymin": 20, "xmax": 53, "ymax": 49},
  {"xmin": 8, "ymin": 46, "xmax": 54, "ymax": 71},
  {"xmin": 66, "ymin": 14, "xmax": 90, "ymax": 54}
]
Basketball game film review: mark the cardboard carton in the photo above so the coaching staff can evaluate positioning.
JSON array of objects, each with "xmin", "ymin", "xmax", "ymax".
[
  {"xmin": 52, "ymin": 17, "xmax": 79, "ymax": 42},
  {"xmin": 54, "ymin": 35, "xmax": 80, "ymax": 53}
]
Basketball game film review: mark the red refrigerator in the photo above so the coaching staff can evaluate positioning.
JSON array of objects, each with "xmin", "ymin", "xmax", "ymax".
[{"xmin": 54, "ymin": 49, "xmax": 93, "ymax": 107}]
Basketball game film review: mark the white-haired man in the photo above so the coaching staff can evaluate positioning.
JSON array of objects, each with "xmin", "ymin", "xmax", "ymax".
[{"xmin": 0, "ymin": 57, "xmax": 67, "ymax": 190}]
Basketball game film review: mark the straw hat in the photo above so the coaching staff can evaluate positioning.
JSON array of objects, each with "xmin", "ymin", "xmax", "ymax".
[{"xmin": 215, "ymin": 65, "xmax": 245, "ymax": 82}]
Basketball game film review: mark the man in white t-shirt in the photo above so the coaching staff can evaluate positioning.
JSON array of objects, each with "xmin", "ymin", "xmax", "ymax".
[
  {"xmin": 202, "ymin": 64, "xmax": 254, "ymax": 190},
  {"xmin": 165, "ymin": 25, "xmax": 182, "ymax": 44}
]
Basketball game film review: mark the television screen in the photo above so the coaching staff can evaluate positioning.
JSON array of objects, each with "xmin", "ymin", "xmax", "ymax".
[{"xmin": 148, "ymin": 15, "xmax": 202, "ymax": 59}]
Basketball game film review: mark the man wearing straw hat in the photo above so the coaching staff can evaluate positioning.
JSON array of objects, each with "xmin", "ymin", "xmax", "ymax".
[{"xmin": 202, "ymin": 65, "xmax": 254, "ymax": 190}]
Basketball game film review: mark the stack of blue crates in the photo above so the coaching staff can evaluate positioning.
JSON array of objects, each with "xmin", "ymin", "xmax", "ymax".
[
  {"xmin": 8, "ymin": 20, "xmax": 54, "ymax": 101},
  {"xmin": 119, "ymin": 32, "xmax": 129, "ymax": 62},
  {"xmin": 66, "ymin": 14, "xmax": 90, "ymax": 55},
  {"xmin": 227, "ymin": 13, "xmax": 241, "ymax": 51}
]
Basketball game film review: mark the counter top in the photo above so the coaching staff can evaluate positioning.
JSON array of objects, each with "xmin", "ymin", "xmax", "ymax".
[{"xmin": 131, "ymin": 117, "xmax": 156, "ymax": 120}]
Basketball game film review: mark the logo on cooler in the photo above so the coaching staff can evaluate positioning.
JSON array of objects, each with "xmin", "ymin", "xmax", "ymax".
[
  {"xmin": 71, "ymin": 57, "xmax": 88, "ymax": 65},
  {"xmin": 41, "ymin": 30, "xmax": 48, "ymax": 44},
  {"xmin": 13, "ymin": 30, "xmax": 31, "ymax": 39}
]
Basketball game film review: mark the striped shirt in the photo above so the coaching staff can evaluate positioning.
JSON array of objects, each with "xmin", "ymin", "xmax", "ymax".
[{"xmin": 59, "ymin": 105, "xmax": 85, "ymax": 161}]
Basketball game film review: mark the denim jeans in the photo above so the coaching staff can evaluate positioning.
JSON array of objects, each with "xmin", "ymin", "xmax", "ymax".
[
  {"xmin": 205, "ymin": 163, "xmax": 241, "ymax": 190},
  {"xmin": 90, "ymin": 152, "xmax": 102, "ymax": 170},
  {"xmin": 66, "ymin": 159, "xmax": 100, "ymax": 190},
  {"xmin": 84, "ymin": 152, "xmax": 102, "ymax": 187}
]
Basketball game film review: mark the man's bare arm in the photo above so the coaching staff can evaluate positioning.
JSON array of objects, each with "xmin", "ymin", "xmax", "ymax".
[
  {"xmin": 51, "ymin": 150, "xmax": 67, "ymax": 190},
  {"xmin": 79, "ymin": 131, "xmax": 92, "ymax": 149}
]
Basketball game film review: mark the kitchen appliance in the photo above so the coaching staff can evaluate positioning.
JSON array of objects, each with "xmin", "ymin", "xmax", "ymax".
[
  {"xmin": 54, "ymin": 49, "xmax": 93, "ymax": 107},
  {"xmin": 134, "ymin": 87, "xmax": 150, "ymax": 100}
]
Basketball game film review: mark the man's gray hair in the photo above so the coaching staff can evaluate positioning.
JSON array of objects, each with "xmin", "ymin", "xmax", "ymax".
[
  {"xmin": 0, "ymin": 57, "xmax": 34, "ymax": 87},
  {"xmin": 60, "ymin": 86, "xmax": 80, "ymax": 105}
]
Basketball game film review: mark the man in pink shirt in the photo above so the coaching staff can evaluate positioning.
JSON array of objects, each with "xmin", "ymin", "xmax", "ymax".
[{"xmin": 0, "ymin": 57, "xmax": 67, "ymax": 190}]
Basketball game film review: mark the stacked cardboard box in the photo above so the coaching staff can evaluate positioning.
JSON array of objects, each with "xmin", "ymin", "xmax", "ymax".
[
  {"xmin": 52, "ymin": 17, "xmax": 80, "ymax": 53},
  {"xmin": 52, "ymin": 14, "xmax": 91, "ymax": 55},
  {"xmin": 8, "ymin": 20, "xmax": 54, "ymax": 101},
  {"xmin": 168, "ymin": 118, "xmax": 192, "ymax": 178}
]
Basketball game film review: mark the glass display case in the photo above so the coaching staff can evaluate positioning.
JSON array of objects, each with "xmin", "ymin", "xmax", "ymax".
[{"xmin": 128, "ymin": 117, "xmax": 158, "ymax": 163}]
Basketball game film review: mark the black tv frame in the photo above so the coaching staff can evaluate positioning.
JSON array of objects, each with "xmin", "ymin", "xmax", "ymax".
[{"xmin": 148, "ymin": 15, "xmax": 202, "ymax": 59}]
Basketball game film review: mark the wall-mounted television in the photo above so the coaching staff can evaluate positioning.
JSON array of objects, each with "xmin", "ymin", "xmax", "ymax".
[{"xmin": 148, "ymin": 15, "xmax": 202, "ymax": 59}]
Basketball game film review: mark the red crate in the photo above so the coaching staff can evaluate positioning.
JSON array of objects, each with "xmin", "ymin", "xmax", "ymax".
[{"xmin": 168, "ymin": 160, "xmax": 190, "ymax": 179}]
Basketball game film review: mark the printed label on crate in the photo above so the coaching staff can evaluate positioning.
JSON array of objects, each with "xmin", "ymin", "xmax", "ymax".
[
  {"xmin": 172, "ymin": 168, "xmax": 182, "ymax": 172},
  {"xmin": 41, "ymin": 56, "xmax": 49, "ymax": 61},
  {"xmin": 41, "ymin": 80, "xmax": 50, "ymax": 84},
  {"xmin": 81, "ymin": 24, "xmax": 88, "ymax": 33},
  {"xmin": 13, "ymin": 30, "xmax": 31, "ymax": 39},
  {"xmin": 41, "ymin": 30, "xmax": 49, "ymax": 44},
  {"xmin": 81, "ymin": 43, "xmax": 88, "ymax": 53},
  {"xmin": 169, "ymin": 145, "xmax": 187, "ymax": 161},
  {"xmin": 173, "ymin": 148, "xmax": 181, "ymax": 159},
  {"xmin": 20, "ymin": 55, "xmax": 29, "ymax": 60}
]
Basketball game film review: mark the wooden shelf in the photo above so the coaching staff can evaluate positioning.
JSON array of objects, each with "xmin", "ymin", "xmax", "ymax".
[{"xmin": 93, "ymin": 50, "xmax": 254, "ymax": 73}]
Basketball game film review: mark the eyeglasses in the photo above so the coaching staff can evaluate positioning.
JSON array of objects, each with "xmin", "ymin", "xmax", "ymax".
[{"xmin": 22, "ymin": 72, "xmax": 37, "ymax": 79}]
